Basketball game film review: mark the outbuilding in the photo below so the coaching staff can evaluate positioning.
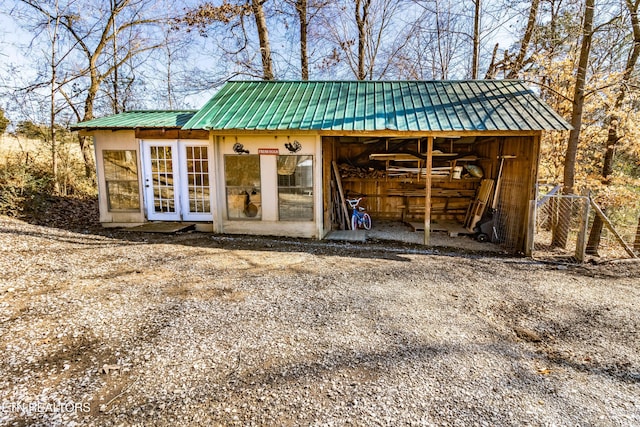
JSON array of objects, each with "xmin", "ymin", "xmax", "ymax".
[{"xmin": 73, "ymin": 80, "xmax": 570, "ymax": 253}]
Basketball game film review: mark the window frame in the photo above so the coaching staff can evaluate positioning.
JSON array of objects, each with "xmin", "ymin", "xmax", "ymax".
[
  {"xmin": 103, "ymin": 149, "xmax": 141, "ymax": 212},
  {"xmin": 224, "ymin": 154, "xmax": 262, "ymax": 220},
  {"xmin": 277, "ymin": 155, "xmax": 314, "ymax": 222}
]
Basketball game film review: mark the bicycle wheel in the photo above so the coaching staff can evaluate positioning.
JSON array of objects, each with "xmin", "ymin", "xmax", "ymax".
[
  {"xmin": 351, "ymin": 214, "xmax": 358, "ymax": 230},
  {"xmin": 363, "ymin": 213, "xmax": 372, "ymax": 230}
]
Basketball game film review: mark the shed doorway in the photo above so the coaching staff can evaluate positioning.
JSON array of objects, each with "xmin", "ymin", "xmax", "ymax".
[
  {"xmin": 141, "ymin": 140, "xmax": 213, "ymax": 222},
  {"xmin": 326, "ymin": 135, "xmax": 538, "ymax": 253}
]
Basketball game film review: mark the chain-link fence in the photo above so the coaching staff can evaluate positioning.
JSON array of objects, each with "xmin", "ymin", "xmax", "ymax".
[
  {"xmin": 533, "ymin": 193, "xmax": 590, "ymax": 263},
  {"xmin": 532, "ymin": 187, "xmax": 640, "ymax": 263}
]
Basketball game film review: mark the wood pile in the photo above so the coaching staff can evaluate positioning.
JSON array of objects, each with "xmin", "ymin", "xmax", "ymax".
[{"xmin": 338, "ymin": 163, "xmax": 386, "ymax": 179}]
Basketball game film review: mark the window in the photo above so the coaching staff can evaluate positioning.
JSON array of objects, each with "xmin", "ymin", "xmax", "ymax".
[
  {"xmin": 225, "ymin": 155, "xmax": 261, "ymax": 219},
  {"xmin": 277, "ymin": 155, "xmax": 313, "ymax": 221},
  {"xmin": 185, "ymin": 146, "xmax": 210, "ymax": 213},
  {"xmin": 103, "ymin": 150, "xmax": 140, "ymax": 211}
]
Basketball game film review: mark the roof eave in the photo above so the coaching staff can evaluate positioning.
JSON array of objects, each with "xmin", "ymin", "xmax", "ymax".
[
  {"xmin": 71, "ymin": 126, "xmax": 183, "ymax": 133},
  {"xmin": 204, "ymin": 128, "xmax": 552, "ymax": 137}
]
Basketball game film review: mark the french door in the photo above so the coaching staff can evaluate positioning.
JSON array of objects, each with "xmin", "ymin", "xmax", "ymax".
[{"xmin": 142, "ymin": 141, "xmax": 212, "ymax": 221}]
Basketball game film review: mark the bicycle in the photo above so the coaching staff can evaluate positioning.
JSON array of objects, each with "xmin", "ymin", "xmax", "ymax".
[{"xmin": 346, "ymin": 197, "xmax": 372, "ymax": 230}]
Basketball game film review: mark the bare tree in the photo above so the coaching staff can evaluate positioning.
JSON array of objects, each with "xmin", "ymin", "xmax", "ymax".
[
  {"xmin": 48, "ymin": 1, "xmax": 62, "ymax": 194},
  {"xmin": 316, "ymin": 0, "xmax": 412, "ymax": 80},
  {"xmin": 296, "ymin": 0, "xmax": 309, "ymax": 79},
  {"xmin": 16, "ymin": 0, "xmax": 171, "ymax": 178},
  {"xmin": 586, "ymin": 0, "xmax": 640, "ymax": 254},
  {"xmin": 506, "ymin": 0, "xmax": 541, "ymax": 78},
  {"xmin": 15, "ymin": 0, "xmax": 81, "ymax": 193},
  {"xmin": 563, "ymin": 0, "xmax": 595, "ymax": 196},
  {"xmin": 251, "ymin": 0, "xmax": 275, "ymax": 79},
  {"xmin": 472, "ymin": 0, "xmax": 481, "ymax": 79},
  {"xmin": 408, "ymin": 0, "xmax": 496, "ymax": 79},
  {"xmin": 552, "ymin": 0, "xmax": 594, "ymax": 248},
  {"xmin": 179, "ymin": 0, "xmax": 275, "ymax": 80},
  {"xmin": 274, "ymin": 0, "xmax": 332, "ymax": 80},
  {"xmin": 355, "ymin": 0, "xmax": 371, "ymax": 80},
  {"xmin": 66, "ymin": 0, "xmax": 168, "ymax": 175}
]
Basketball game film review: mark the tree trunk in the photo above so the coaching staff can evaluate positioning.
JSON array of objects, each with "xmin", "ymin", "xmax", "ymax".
[
  {"xmin": 79, "ymin": 135, "xmax": 96, "ymax": 181},
  {"xmin": 586, "ymin": 0, "xmax": 640, "ymax": 255},
  {"xmin": 50, "ymin": 73, "xmax": 59, "ymax": 195},
  {"xmin": 585, "ymin": 124, "xmax": 616, "ymax": 255},
  {"xmin": 472, "ymin": 0, "xmax": 480, "ymax": 79},
  {"xmin": 166, "ymin": 43, "xmax": 174, "ymax": 109},
  {"xmin": 553, "ymin": 0, "xmax": 594, "ymax": 248},
  {"xmin": 355, "ymin": 0, "xmax": 371, "ymax": 80},
  {"xmin": 251, "ymin": 0, "xmax": 274, "ymax": 80},
  {"xmin": 77, "ymin": 67, "xmax": 100, "ymax": 179},
  {"xmin": 297, "ymin": 0, "xmax": 308, "ymax": 80},
  {"xmin": 563, "ymin": 0, "xmax": 594, "ymax": 195},
  {"xmin": 485, "ymin": 43, "xmax": 499, "ymax": 79},
  {"xmin": 507, "ymin": 0, "xmax": 540, "ymax": 79},
  {"xmin": 111, "ymin": 0, "xmax": 120, "ymax": 114},
  {"xmin": 49, "ymin": 6, "xmax": 60, "ymax": 195}
]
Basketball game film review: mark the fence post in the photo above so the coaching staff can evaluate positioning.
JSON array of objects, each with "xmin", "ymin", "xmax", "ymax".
[
  {"xmin": 574, "ymin": 195, "xmax": 590, "ymax": 263},
  {"xmin": 634, "ymin": 215, "xmax": 640, "ymax": 254},
  {"xmin": 525, "ymin": 199, "xmax": 536, "ymax": 257}
]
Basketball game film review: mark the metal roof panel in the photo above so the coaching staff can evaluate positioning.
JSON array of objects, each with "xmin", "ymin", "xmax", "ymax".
[
  {"xmin": 72, "ymin": 110, "xmax": 197, "ymax": 130},
  {"xmin": 75, "ymin": 81, "xmax": 571, "ymax": 133}
]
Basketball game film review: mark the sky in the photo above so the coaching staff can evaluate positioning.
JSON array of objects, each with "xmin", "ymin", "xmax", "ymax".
[
  {"xmin": 0, "ymin": 0, "xmax": 521, "ymax": 125},
  {"xmin": 0, "ymin": 9, "xmax": 35, "ymax": 77}
]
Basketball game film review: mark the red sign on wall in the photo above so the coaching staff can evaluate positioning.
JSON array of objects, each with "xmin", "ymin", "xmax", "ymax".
[{"xmin": 258, "ymin": 148, "xmax": 280, "ymax": 155}]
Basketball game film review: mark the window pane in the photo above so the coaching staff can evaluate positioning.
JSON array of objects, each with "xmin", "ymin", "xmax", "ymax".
[
  {"xmin": 103, "ymin": 150, "xmax": 140, "ymax": 211},
  {"xmin": 225, "ymin": 155, "xmax": 261, "ymax": 219},
  {"xmin": 277, "ymin": 155, "xmax": 313, "ymax": 221},
  {"xmin": 185, "ymin": 146, "xmax": 211, "ymax": 214},
  {"xmin": 148, "ymin": 146, "xmax": 175, "ymax": 214}
]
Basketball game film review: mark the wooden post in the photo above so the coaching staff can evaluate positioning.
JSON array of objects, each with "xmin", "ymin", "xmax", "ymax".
[
  {"xmin": 525, "ymin": 200, "xmax": 536, "ymax": 257},
  {"xmin": 590, "ymin": 198, "xmax": 637, "ymax": 258},
  {"xmin": 574, "ymin": 194, "xmax": 590, "ymax": 262},
  {"xmin": 634, "ymin": 215, "xmax": 640, "ymax": 253},
  {"xmin": 424, "ymin": 136, "xmax": 433, "ymax": 245}
]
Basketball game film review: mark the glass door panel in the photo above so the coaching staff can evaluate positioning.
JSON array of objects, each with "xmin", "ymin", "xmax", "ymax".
[
  {"xmin": 143, "ymin": 141, "xmax": 213, "ymax": 222},
  {"xmin": 143, "ymin": 142, "xmax": 180, "ymax": 221},
  {"xmin": 181, "ymin": 144, "xmax": 213, "ymax": 221}
]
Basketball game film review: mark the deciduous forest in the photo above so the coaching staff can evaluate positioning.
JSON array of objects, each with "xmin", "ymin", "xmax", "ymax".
[{"xmin": 0, "ymin": 0, "xmax": 638, "ymax": 254}]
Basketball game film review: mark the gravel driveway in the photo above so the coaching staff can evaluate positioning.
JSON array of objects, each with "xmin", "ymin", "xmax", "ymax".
[{"xmin": 1, "ymin": 216, "xmax": 639, "ymax": 426}]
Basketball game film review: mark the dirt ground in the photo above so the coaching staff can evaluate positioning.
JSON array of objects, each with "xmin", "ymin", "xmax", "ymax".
[{"xmin": 1, "ymin": 213, "xmax": 639, "ymax": 426}]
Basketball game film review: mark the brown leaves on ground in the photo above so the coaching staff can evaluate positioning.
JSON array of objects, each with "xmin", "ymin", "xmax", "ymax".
[{"xmin": 22, "ymin": 195, "xmax": 99, "ymax": 231}]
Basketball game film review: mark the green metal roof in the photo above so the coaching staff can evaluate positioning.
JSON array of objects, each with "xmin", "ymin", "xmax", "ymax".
[
  {"xmin": 182, "ymin": 80, "xmax": 571, "ymax": 132},
  {"xmin": 71, "ymin": 110, "xmax": 197, "ymax": 130}
]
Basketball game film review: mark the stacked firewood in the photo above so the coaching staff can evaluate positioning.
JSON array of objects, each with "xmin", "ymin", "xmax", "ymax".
[{"xmin": 339, "ymin": 163, "xmax": 386, "ymax": 179}]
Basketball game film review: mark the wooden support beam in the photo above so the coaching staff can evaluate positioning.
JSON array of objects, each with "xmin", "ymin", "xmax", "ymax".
[
  {"xmin": 525, "ymin": 200, "xmax": 536, "ymax": 257},
  {"xmin": 590, "ymin": 198, "xmax": 637, "ymax": 258},
  {"xmin": 135, "ymin": 129, "xmax": 209, "ymax": 140},
  {"xmin": 424, "ymin": 136, "xmax": 433, "ymax": 245}
]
